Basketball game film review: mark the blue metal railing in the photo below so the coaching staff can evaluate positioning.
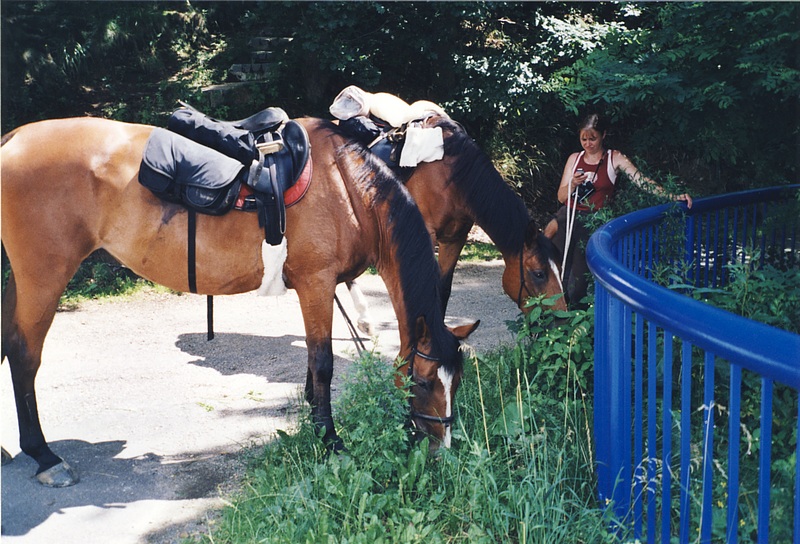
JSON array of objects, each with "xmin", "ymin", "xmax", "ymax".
[{"xmin": 587, "ymin": 185, "xmax": 800, "ymax": 543}]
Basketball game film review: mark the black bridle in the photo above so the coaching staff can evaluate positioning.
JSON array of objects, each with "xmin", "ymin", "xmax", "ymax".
[
  {"xmin": 406, "ymin": 346, "xmax": 456, "ymax": 426},
  {"xmin": 516, "ymin": 245, "xmax": 534, "ymax": 309}
]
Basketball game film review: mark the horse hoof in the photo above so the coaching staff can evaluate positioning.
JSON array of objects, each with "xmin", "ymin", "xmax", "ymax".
[
  {"xmin": 326, "ymin": 435, "xmax": 346, "ymax": 454},
  {"xmin": 357, "ymin": 319, "xmax": 375, "ymax": 336},
  {"xmin": 1, "ymin": 448, "xmax": 12, "ymax": 466},
  {"xmin": 36, "ymin": 461, "xmax": 79, "ymax": 487}
]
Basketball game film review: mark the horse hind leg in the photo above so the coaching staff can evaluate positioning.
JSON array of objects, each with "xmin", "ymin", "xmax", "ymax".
[
  {"xmin": 2, "ymin": 269, "xmax": 80, "ymax": 486},
  {"xmin": 434, "ymin": 239, "xmax": 466, "ymax": 315},
  {"xmin": 346, "ymin": 280, "xmax": 375, "ymax": 336}
]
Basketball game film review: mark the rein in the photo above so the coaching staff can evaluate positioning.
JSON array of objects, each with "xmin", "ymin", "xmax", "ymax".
[
  {"xmin": 406, "ymin": 346, "xmax": 455, "ymax": 426},
  {"xmin": 516, "ymin": 245, "xmax": 533, "ymax": 309},
  {"xmin": 334, "ymin": 293, "xmax": 367, "ymax": 355}
]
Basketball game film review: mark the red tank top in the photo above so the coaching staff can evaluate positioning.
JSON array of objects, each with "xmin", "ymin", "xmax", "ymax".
[{"xmin": 570, "ymin": 149, "xmax": 617, "ymax": 211}]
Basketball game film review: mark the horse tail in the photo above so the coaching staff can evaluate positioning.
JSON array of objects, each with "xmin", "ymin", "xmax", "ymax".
[
  {"xmin": 2, "ymin": 130, "xmax": 20, "ymax": 364},
  {"xmin": 1, "ymin": 243, "xmax": 10, "ymax": 365},
  {"xmin": 1, "ymin": 128, "xmax": 19, "ymax": 147}
]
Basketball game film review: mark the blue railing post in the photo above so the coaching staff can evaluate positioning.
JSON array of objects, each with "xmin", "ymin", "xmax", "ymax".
[
  {"xmin": 587, "ymin": 185, "xmax": 800, "ymax": 543},
  {"xmin": 594, "ymin": 281, "xmax": 611, "ymax": 507},
  {"xmin": 594, "ymin": 279, "xmax": 632, "ymax": 525}
]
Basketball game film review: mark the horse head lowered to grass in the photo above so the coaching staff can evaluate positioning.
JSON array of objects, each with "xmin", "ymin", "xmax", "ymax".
[
  {"xmin": 405, "ymin": 114, "xmax": 565, "ymax": 313},
  {"xmin": 1, "ymin": 116, "xmax": 477, "ymax": 487}
]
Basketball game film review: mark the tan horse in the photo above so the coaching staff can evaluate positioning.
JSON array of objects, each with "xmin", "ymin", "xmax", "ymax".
[{"xmin": 1, "ymin": 117, "xmax": 477, "ymax": 487}]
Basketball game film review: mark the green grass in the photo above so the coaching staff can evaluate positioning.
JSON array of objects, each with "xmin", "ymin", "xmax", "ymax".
[
  {"xmin": 2, "ymin": 251, "xmax": 172, "ymax": 311},
  {"xmin": 459, "ymin": 242, "xmax": 501, "ymax": 262},
  {"xmin": 58, "ymin": 260, "xmax": 158, "ymax": 310},
  {"xmin": 188, "ymin": 297, "xmax": 623, "ymax": 543}
]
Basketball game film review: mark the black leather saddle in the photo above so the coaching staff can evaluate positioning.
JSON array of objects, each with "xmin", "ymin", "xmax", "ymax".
[
  {"xmin": 139, "ymin": 104, "xmax": 311, "ymax": 246},
  {"xmin": 339, "ymin": 115, "xmax": 404, "ymax": 170},
  {"xmin": 222, "ymin": 106, "xmax": 288, "ymax": 137}
]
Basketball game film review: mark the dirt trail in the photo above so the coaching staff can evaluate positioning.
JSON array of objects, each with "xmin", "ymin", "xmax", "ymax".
[{"xmin": 1, "ymin": 259, "xmax": 520, "ymax": 543}]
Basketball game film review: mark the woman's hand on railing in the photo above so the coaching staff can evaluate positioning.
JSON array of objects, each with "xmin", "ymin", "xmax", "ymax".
[{"xmin": 673, "ymin": 193, "xmax": 692, "ymax": 209}]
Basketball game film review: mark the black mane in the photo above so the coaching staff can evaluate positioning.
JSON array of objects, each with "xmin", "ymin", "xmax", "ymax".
[
  {"xmin": 433, "ymin": 116, "xmax": 531, "ymax": 255},
  {"xmin": 329, "ymin": 124, "xmax": 462, "ymax": 373}
]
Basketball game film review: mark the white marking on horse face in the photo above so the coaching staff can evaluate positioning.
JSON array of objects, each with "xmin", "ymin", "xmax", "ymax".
[
  {"xmin": 549, "ymin": 259, "xmax": 564, "ymax": 292},
  {"xmin": 437, "ymin": 366, "xmax": 453, "ymax": 448}
]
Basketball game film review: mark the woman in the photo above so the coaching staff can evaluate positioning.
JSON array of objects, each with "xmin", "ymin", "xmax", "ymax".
[{"xmin": 550, "ymin": 114, "xmax": 692, "ymax": 308}]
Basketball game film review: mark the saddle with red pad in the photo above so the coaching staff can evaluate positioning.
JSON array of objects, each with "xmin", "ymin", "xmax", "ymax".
[{"xmin": 139, "ymin": 104, "xmax": 311, "ymax": 246}]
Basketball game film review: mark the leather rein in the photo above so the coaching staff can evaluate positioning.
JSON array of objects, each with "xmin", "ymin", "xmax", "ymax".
[
  {"xmin": 516, "ymin": 245, "xmax": 534, "ymax": 309},
  {"xmin": 405, "ymin": 345, "xmax": 456, "ymax": 426}
]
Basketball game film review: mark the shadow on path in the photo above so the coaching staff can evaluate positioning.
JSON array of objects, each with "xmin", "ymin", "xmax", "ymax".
[{"xmin": 1, "ymin": 437, "xmax": 246, "ymax": 537}]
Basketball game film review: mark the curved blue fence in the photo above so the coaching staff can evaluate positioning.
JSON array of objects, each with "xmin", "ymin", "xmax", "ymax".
[{"xmin": 587, "ymin": 185, "xmax": 800, "ymax": 543}]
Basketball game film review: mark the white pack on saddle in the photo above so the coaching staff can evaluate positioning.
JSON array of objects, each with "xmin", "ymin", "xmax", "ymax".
[
  {"xmin": 329, "ymin": 85, "xmax": 447, "ymax": 168},
  {"xmin": 330, "ymin": 85, "xmax": 446, "ymax": 127}
]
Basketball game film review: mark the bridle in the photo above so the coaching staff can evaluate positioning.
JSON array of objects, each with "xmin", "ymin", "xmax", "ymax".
[
  {"xmin": 516, "ymin": 245, "xmax": 534, "ymax": 309},
  {"xmin": 405, "ymin": 345, "xmax": 456, "ymax": 426}
]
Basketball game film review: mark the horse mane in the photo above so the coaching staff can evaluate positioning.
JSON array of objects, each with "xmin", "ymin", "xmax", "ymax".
[
  {"xmin": 328, "ymin": 123, "xmax": 462, "ymax": 373},
  {"xmin": 432, "ymin": 116, "xmax": 531, "ymax": 255}
]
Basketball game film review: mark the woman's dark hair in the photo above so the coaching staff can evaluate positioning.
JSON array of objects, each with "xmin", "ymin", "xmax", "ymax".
[{"xmin": 578, "ymin": 113, "xmax": 608, "ymax": 134}]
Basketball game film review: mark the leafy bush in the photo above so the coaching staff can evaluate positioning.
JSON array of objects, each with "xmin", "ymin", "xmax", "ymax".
[
  {"xmin": 2, "ymin": 250, "xmax": 151, "ymax": 310},
  {"xmin": 459, "ymin": 242, "xmax": 501, "ymax": 262},
  {"xmin": 709, "ymin": 260, "xmax": 800, "ymax": 335}
]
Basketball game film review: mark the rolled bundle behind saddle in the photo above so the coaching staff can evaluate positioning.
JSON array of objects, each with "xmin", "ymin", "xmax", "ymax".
[{"xmin": 329, "ymin": 87, "xmax": 445, "ymax": 172}]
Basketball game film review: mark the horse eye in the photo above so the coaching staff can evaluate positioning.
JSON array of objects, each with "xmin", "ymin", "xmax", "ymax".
[
  {"xmin": 415, "ymin": 378, "xmax": 434, "ymax": 391},
  {"xmin": 531, "ymin": 269, "xmax": 547, "ymax": 282}
]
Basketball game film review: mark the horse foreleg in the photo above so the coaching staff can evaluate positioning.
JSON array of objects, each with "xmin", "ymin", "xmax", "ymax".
[
  {"xmin": 2, "ymin": 271, "xmax": 79, "ymax": 486},
  {"xmin": 296, "ymin": 284, "xmax": 343, "ymax": 451}
]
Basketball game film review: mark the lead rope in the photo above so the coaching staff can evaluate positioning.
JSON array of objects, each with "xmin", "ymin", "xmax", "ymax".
[
  {"xmin": 562, "ymin": 176, "xmax": 577, "ymax": 283},
  {"xmin": 561, "ymin": 152, "xmax": 604, "ymax": 282},
  {"xmin": 334, "ymin": 294, "xmax": 367, "ymax": 356}
]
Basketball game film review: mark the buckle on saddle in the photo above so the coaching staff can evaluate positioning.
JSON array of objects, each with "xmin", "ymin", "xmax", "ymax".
[
  {"xmin": 247, "ymin": 153, "xmax": 277, "ymax": 195},
  {"xmin": 256, "ymin": 140, "xmax": 284, "ymax": 155}
]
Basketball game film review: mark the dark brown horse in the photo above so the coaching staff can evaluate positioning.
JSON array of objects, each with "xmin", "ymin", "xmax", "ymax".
[
  {"xmin": 349, "ymin": 114, "xmax": 565, "ymax": 330},
  {"xmin": 1, "ymin": 117, "xmax": 477, "ymax": 487},
  {"xmin": 408, "ymin": 114, "xmax": 564, "ymax": 313}
]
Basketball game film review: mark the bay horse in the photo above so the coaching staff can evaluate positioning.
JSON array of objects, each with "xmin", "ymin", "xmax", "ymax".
[
  {"xmin": 349, "ymin": 113, "xmax": 564, "ymax": 331},
  {"xmin": 1, "ymin": 117, "xmax": 477, "ymax": 487}
]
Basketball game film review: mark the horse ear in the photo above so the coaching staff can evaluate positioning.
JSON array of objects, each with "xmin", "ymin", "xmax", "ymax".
[
  {"xmin": 543, "ymin": 218, "xmax": 558, "ymax": 241},
  {"xmin": 525, "ymin": 219, "xmax": 541, "ymax": 248},
  {"xmin": 449, "ymin": 319, "xmax": 480, "ymax": 340},
  {"xmin": 415, "ymin": 316, "xmax": 431, "ymax": 343}
]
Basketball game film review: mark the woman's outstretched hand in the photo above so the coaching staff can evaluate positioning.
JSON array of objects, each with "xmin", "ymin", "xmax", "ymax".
[{"xmin": 673, "ymin": 193, "xmax": 693, "ymax": 209}]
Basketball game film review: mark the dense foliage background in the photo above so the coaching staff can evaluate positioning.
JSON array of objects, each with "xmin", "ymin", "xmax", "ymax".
[{"xmin": 3, "ymin": 1, "xmax": 798, "ymax": 223}]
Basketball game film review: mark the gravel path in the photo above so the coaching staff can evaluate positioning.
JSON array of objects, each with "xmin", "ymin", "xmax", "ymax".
[{"xmin": 1, "ymin": 258, "xmax": 520, "ymax": 543}]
